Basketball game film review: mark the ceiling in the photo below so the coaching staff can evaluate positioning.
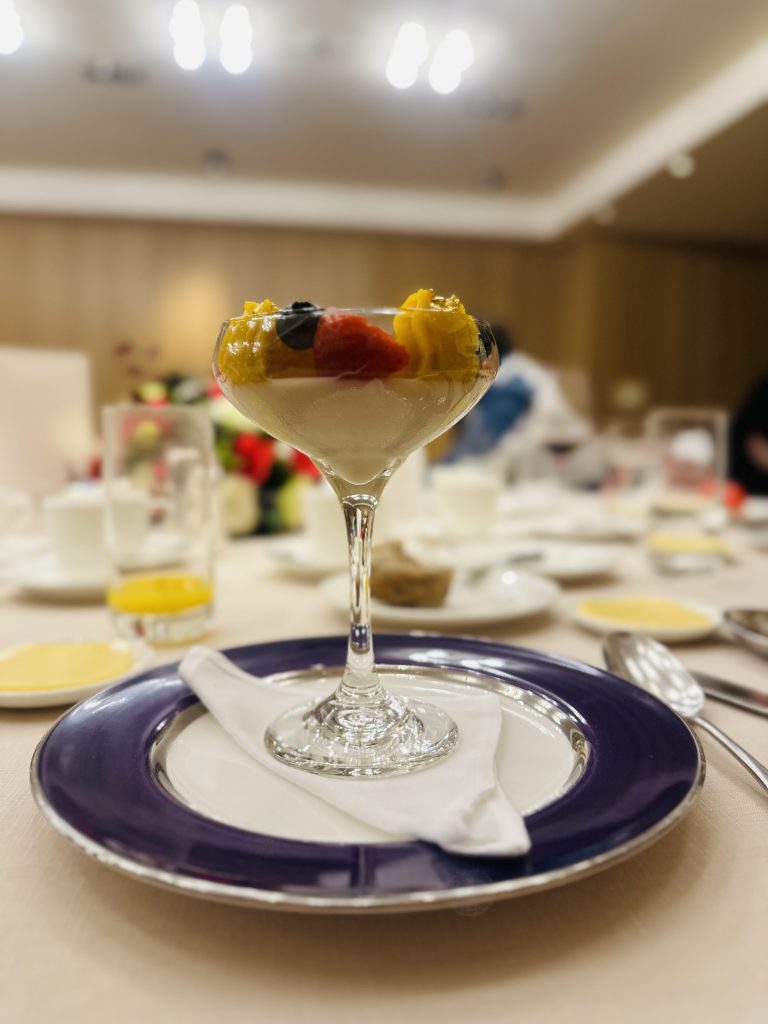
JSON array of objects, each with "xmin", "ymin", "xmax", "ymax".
[
  {"xmin": 1, "ymin": 0, "xmax": 767, "ymax": 239},
  {"xmin": 599, "ymin": 102, "xmax": 768, "ymax": 244}
]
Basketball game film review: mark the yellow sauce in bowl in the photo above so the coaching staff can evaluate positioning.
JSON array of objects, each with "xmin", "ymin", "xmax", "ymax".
[
  {"xmin": 0, "ymin": 642, "xmax": 136, "ymax": 693},
  {"xmin": 577, "ymin": 597, "xmax": 712, "ymax": 630},
  {"xmin": 646, "ymin": 534, "xmax": 730, "ymax": 556}
]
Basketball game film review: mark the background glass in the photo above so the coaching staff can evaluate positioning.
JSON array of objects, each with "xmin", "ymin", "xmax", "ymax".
[{"xmin": 102, "ymin": 404, "xmax": 215, "ymax": 644}]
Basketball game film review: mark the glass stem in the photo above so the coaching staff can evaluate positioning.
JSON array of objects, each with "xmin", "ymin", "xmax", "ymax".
[{"xmin": 338, "ymin": 495, "xmax": 387, "ymax": 706}]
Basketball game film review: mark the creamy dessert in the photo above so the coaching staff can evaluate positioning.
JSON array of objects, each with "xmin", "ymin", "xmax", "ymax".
[{"xmin": 215, "ymin": 291, "xmax": 494, "ymax": 487}]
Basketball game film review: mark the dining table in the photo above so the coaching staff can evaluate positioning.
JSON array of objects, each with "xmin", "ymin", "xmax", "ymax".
[{"xmin": 2, "ymin": 525, "xmax": 767, "ymax": 1023}]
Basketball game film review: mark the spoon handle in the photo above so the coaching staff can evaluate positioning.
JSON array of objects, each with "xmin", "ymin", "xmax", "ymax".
[{"xmin": 693, "ymin": 715, "xmax": 768, "ymax": 794}]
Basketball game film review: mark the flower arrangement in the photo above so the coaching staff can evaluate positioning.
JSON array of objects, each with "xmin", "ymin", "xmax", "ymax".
[{"xmin": 127, "ymin": 372, "xmax": 320, "ymax": 536}]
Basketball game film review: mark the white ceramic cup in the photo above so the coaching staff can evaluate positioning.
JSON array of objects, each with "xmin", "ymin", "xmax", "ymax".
[
  {"xmin": 375, "ymin": 450, "xmax": 427, "ymax": 541},
  {"xmin": 301, "ymin": 482, "xmax": 348, "ymax": 567},
  {"xmin": 430, "ymin": 465, "xmax": 503, "ymax": 538},
  {"xmin": 44, "ymin": 483, "xmax": 150, "ymax": 573},
  {"xmin": 43, "ymin": 485, "xmax": 108, "ymax": 573}
]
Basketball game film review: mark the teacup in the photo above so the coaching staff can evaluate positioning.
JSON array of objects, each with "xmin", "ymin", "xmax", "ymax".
[
  {"xmin": 430, "ymin": 466, "xmax": 503, "ymax": 538},
  {"xmin": 301, "ymin": 482, "xmax": 348, "ymax": 567},
  {"xmin": 44, "ymin": 485, "xmax": 108, "ymax": 573},
  {"xmin": 44, "ymin": 483, "xmax": 150, "ymax": 573}
]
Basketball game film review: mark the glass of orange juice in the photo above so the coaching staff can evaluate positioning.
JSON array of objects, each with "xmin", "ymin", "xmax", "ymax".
[{"xmin": 102, "ymin": 404, "xmax": 215, "ymax": 644}]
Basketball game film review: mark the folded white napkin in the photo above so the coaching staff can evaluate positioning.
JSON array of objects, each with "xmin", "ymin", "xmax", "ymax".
[{"xmin": 179, "ymin": 646, "xmax": 531, "ymax": 857}]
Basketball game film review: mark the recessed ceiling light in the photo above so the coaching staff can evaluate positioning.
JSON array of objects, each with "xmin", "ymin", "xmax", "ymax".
[
  {"xmin": 428, "ymin": 29, "xmax": 474, "ymax": 95},
  {"xmin": 385, "ymin": 22, "xmax": 428, "ymax": 90},
  {"xmin": 466, "ymin": 92, "xmax": 524, "ymax": 121},
  {"xmin": 667, "ymin": 151, "xmax": 696, "ymax": 179},
  {"xmin": 170, "ymin": 0, "xmax": 206, "ymax": 71},
  {"xmin": 593, "ymin": 204, "xmax": 617, "ymax": 226},
  {"xmin": 201, "ymin": 149, "xmax": 233, "ymax": 176},
  {"xmin": 220, "ymin": 5, "xmax": 253, "ymax": 75},
  {"xmin": 482, "ymin": 167, "xmax": 507, "ymax": 190},
  {"xmin": 83, "ymin": 60, "xmax": 145, "ymax": 85},
  {"xmin": 0, "ymin": 0, "xmax": 23, "ymax": 56}
]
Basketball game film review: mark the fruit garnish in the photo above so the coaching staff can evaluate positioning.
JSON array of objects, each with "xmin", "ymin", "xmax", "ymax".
[
  {"xmin": 276, "ymin": 301, "xmax": 321, "ymax": 350},
  {"xmin": 218, "ymin": 299, "xmax": 317, "ymax": 382},
  {"xmin": 393, "ymin": 288, "xmax": 480, "ymax": 379},
  {"xmin": 314, "ymin": 313, "xmax": 409, "ymax": 380},
  {"xmin": 217, "ymin": 299, "xmax": 279, "ymax": 385}
]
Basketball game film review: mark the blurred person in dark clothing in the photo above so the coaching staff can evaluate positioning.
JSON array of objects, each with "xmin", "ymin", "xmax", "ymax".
[{"xmin": 729, "ymin": 375, "xmax": 768, "ymax": 495}]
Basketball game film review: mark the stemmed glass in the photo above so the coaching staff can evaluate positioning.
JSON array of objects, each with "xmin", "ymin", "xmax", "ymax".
[{"xmin": 214, "ymin": 296, "xmax": 498, "ymax": 777}]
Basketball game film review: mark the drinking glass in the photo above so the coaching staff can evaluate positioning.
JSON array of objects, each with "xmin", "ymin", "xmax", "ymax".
[
  {"xmin": 102, "ymin": 404, "xmax": 215, "ymax": 644},
  {"xmin": 215, "ymin": 300, "xmax": 498, "ymax": 776},
  {"xmin": 645, "ymin": 407, "xmax": 728, "ymax": 522}
]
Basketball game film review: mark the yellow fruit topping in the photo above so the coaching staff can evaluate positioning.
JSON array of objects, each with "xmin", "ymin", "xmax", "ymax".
[
  {"xmin": 217, "ymin": 299, "xmax": 279, "ymax": 385},
  {"xmin": 217, "ymin": 300, "xmax": 316, "ymax": 384},
  {"xmin": 394, "ymin": 288, "xmax": 481, "ymax": 379}
]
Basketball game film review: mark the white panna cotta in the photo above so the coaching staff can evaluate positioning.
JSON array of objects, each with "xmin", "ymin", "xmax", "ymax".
[{"xmin": 225, "ymin": 375, "xmax": 485, "ymax": 485}]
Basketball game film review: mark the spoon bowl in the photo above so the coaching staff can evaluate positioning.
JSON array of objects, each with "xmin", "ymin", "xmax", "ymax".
[
  {"xmin": 724, "ymin": 608, "xmax": 768, "ymax": 658},
  {"xmin": 603, "ymin": 633, "xmax": 705, "ymax": 718},
  {"xmin": 603, "ymin": 632, "xmax": 768, "ymax": 796}
]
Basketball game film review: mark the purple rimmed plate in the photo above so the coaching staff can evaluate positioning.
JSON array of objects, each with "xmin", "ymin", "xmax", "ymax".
[{"xmin": 31, "ymin": 635, "xmax": 704, "ymax": 914}]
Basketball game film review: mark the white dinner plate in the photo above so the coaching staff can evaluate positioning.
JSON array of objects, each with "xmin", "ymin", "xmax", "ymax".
[
  {"xmin": 741, "ymin": 497, "xmax": 768, "ymax": 526},
  {"xmin": 531, "ymin": 514, "xmax": 647, "ymax": 542},
  {"xmin": 322, "ymin": 568, "xmax": 560, "ymax": 628},
  {"xmin": 2, "ymin": 552, "xmax": 107, "ymax": 601},
  {"xmin": 402, "ymin": 536, "xmax": 543, "ymax": 572},
  {"xmin": 265, "ymin": 537, "xmax": 347, "ymax": 580},
  {"xmin": 529, "ymin": 542, "xmax": 621, "ymax": 581},
  {"xmin": 570, "ymin": 594, "xmax": 722, "ymax": 642},
  {"xmin": 2, "ymin": 534, "xmax": 188, "ymax": 601},
  {"xmin": 0, "ymin": 638, "xmax": 153, "ymax": 708}
]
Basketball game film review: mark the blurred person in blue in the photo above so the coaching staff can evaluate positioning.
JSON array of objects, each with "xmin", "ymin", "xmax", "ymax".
[{"xmin": 446, "ymin": 325, "xmax": 601, "ymax": 486}]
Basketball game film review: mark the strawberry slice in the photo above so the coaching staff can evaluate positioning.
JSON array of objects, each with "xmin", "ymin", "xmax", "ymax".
[{"xmin": 314, "ymin": 314, "xmax": 409, "ymax": 379}]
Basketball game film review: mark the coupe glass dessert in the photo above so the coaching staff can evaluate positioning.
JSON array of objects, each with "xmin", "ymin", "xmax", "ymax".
[{"xmin": 214, "ymin": 290, "xmax": 499, "ymax": 776}]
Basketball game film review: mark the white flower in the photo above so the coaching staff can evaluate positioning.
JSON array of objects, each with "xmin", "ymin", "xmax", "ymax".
[{"xmin": 218, "ymin": 473, "xmax": 260, "ymax": 536}]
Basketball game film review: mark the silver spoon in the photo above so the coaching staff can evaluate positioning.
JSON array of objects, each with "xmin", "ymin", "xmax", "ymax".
[{"xmin": 603, "ymin": 632, "xmax": 768, "ymax": 795}]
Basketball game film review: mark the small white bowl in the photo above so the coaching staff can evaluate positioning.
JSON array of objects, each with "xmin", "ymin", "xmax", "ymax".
[
  {"xmin": 0, "ymin": 638, "xmax": 153, "ymax": 709},
  {"xmin": 570, "ymin": 594, "xmax": 722, "ymax": 643}
]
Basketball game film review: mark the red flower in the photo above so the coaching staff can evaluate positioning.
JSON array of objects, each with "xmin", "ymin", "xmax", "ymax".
[
  {"xmin": 234, "ymin": 434, "xmax": 276, "ymax": 484},
  {"xmin": 291, "ymin": 450, "xmax": 322, "ymax": 479}
]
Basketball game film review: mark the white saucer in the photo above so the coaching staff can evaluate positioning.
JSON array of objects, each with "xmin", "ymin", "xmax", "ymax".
[
  {"xmin": 265, "ymin": 536, "xmax": 348, "ymax": 580},
  {"xmin": 532, "ymin": 514, "xmax": 646, "ymax": 542},
  {"xmin": 2, "ymin": 534, "xmax": 188, "ymax": 601},
  {"xmin": 742, "ymin": 498, "xmax": 768, "ymax": 527},
  {"xmin": 0, "ymin": 638, "xmax": 153, "ymax": 708},
  {"xmin": 529, "ymin": 542, "xmax": 621, "ymax": 581},
  {"xmin": 322, "ymin": 568, "xmax": 560, "ymax": 628},
  {"xmin": 3, "ymin": 552, "xmax": 107, "ymax": 601},
  {"xmin": 403, "ymin": 536, "xmax": 543, "ymax": 572},
  {"xmin": 570, "ymin": 594, "xmax": 722, "ymax": 642}
]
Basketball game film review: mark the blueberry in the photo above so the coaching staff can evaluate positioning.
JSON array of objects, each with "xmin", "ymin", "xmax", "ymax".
[
  {"xmin": 476, "ymin": 322, "xmax": 496, "ymax": 360},
  {"xmin": 276, "ymin": 301, "xmax": 321, "ymax": 350}
]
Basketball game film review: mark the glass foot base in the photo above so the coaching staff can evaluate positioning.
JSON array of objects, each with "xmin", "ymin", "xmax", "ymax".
[
  {"xmin": 265, "ymin": 689, "xmax": 458, "ymax": 778},
  {"xmin": 110, "ymin": 605, "xmax": 212, "ymax": 646}
]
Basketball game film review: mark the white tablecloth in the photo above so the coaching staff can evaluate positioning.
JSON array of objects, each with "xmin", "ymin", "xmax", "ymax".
[{"xmin": 2, "ymin": 529, "xmax": 767, "ymax": 1023}]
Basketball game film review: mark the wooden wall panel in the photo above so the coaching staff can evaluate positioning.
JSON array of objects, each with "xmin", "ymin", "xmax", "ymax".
[{"xmin": 0, "ymin": 214, "xmax": 766, "ymax": 421}]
